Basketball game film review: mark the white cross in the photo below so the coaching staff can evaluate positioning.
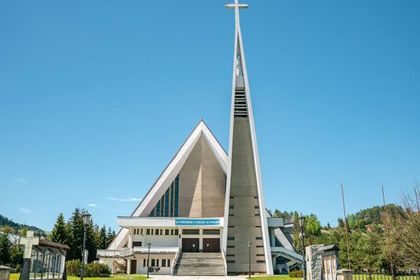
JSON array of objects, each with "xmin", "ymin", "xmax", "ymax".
[
  {"xmin": 225, "ymin": 0, "xmax": 248, "ymax": 77},
  {"xmin": 225, "ymin": 0, "xmax": 248, "ymax": 10},
  {"xmin": 20, "ymin": 230, "xmax": 39, "ymax": 259}
]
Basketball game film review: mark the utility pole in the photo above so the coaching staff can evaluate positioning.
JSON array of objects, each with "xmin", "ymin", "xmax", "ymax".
[
  {"xmin": 80, "ymin": 213, "xmax": 91, "ymax": 280},
  {"xmin": 341, "ymin": 183, "xmax": 351, "ymax": 269},
  {"xmin": 381, "ymin": 185, "xmax": 395, "ymax": 280},
  {"xmin": 381, "ymin": 185, "xmax": 386, "ymax": 205},
  {"xmin": 146, "ymin": 242, "xmax": 151, "ymax": 278},
  {"xmin": 299, "ymin": 215, "xmax": 306, "ymax": 280}
]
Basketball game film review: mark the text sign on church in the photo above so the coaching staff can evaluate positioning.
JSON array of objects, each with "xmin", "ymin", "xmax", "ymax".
[{"xmin": 175, "ymin": 218, "xmax": 220, "ymax": 226}]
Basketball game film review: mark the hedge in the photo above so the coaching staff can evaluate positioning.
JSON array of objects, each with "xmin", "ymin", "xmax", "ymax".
[
  {"xmin": 289, "ymin": 269, "xmax": 304, "ymax": 278},
  {"xmin": 66, "ymin": 260, "xmax": 111, "ymax": 277}
]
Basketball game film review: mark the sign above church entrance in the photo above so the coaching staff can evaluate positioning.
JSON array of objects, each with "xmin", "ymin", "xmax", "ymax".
[{"xmin": 175, "ymin": 218, "xmax": 220, "ymax": 226}]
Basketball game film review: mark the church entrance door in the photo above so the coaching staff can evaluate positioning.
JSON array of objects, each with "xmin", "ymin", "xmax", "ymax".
[
  {"xmin": 203, "ymin": 238, "xmax": 220, "ymax": 252},
  {"xmin": 182, "ymin": 238, "xmax": 199, "ymax": 252}
]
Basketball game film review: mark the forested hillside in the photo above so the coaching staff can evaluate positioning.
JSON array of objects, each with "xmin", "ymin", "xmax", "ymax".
[
  {"xmin": 0, "ymin": 214, "xmax": 45, "ymax": 235},
  {"xmin": 271, "ymin": 187, "xmax": 419, "ymax": 272}
]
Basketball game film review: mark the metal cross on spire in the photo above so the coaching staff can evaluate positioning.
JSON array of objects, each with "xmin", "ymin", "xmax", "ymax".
[
  {"xmin": 225, "ymin": 0, "xmax": 248, "ymax": 10},
  {"xmin": 225, "ymin": 0, "xmax": 248, "ymax": 78},
  {"xmin": 225, "ymin": 0, "xmax": 248, "ymax": 30}
]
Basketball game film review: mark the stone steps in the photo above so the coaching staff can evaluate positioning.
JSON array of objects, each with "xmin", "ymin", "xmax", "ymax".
[{"xmin": 173, "ymin": 252, "xmax": 226, "ymax": 276}]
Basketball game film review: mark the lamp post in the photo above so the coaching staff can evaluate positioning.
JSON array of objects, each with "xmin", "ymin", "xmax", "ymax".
[
  {"xmin": 146, "ymin": 242, "xmax": 151, "ymax": 278},
  {"xmin": 299, "ymin": 215, "xmax": 306, "ymax": 280},
  {"xmin": 80, "ymin": 213, "xmax": 91, "ymax": 280},
  {"xmin": 248, "ymin": 241, "xmax": 252, "ymax": 279}
]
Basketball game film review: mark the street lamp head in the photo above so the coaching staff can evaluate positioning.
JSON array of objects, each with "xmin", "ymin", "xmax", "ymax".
[
  {"xmin": 299, "ymin": 214, "xmax": 305, "ymax": 228},
  {"xmin": 248, "ymin": 241, "xmax": 252, "ymax": 248},
  {"xmin": 82, "ymin": 213, "xmax": 91, "ymax": 225},
  {"xmin": 147, "ymin": 242, "xmax": 151, "ymax": 247}
]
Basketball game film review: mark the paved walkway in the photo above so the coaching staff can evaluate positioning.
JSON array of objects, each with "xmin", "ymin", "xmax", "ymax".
[{"xmin": 149, "ymin": 276, "xmax": 248, "ymax": 280}]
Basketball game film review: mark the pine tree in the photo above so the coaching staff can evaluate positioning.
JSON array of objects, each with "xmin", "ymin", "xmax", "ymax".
[
  {"xmin": 67, "ymin": 208, "xmax": 98, "ymax": 263},
  {"xmin": 49, "ymin": 213, "xmax": 69, "ymax": 244},
  {"xmin": 84, "ymin": 217, "xmax": 97, "ymax": 263},
  {"xmin": 0, "ymin": 233, "xmax": 11, "ymax": 265},
  {"xmin": 106, "ymin": 227, "xmax": 116, "ymax": 248},
  {"xmin": 67, "ymin": 208, "xmax": 83, "ymax": 261},
  {"xmin": 98, "ymin": 226, "xmax": 107, "ymax": 249}
]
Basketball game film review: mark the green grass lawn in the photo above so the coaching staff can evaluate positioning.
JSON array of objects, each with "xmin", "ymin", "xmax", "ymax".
[
  {"xmin": 352, "ymin": 274, "xmax": 417, "ymax": 280},
  {"xmin": 9, "ymin": 274, "xmax": 147, "ymax": 280},
  {"xmin": 251, "ymin": 276, "xmax": 299, "ymax": 280}
]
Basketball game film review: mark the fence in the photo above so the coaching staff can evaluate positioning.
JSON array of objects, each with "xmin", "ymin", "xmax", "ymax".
[{"xmin": 353, "ymin": 270, "xmax": 420, "ymax": 280}]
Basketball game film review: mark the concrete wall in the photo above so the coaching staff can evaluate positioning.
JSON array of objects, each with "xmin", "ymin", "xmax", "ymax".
[
  {"xmin": 226, "ymin": 117, "xmax": 267, "ymax": 273},
  {"xmin": 134, "ymin": 253, "xmax": 175, "ymax": 275},
  {"xmin": 178, "ymin": 135, "xmax": 226, "ymax": 218},
  {"xmin": 132, "ymin": 233, "xmax": 178, "ymax": 247}
]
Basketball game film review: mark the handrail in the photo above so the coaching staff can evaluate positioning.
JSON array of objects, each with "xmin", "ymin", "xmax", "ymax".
[
  {"xmin": 171, "ymin": 248, "xmax": 180, "ymax": 275},
  {"xmin": 221, "ymin": 249, "xmax": 228, "ymax": 275}
]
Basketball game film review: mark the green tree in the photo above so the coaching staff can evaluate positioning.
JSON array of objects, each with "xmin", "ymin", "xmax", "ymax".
[
  {"xmin": 392, "ymin": 186, "xmax": 420, "ymax": 269},
  {"xmin": 0, "ymin": 233, "xmax": 11, "ymax": 265},
  {"xmin": 9, "ymin": 244, "xmax": 23, "ymax": 268},
  {"xmin": 305, "ymin": 214, "xmax": 322, "ymax": 244},
  {"xmin": 106, "ymin": 228, "xmax": 116, "ymax": 247},
  {"xmin": 67, "ymin": 209, "xmax": 97, "ymax": 262},
  {"xmin": 351, "ymin": 229, "xmax": 382, "ymax": 272},
  {"xmin": 98, "ymin": 226, "xmax": 107, "ymax": 249},
  {"xmin": 49, "ymin": 213, "xmax": 69, "ymax": 244},
  {"xmin": 67, "ymin": 208, "xmax": 83, "ymax": 261}
]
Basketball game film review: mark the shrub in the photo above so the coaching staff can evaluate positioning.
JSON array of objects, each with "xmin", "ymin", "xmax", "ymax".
[
  {"xmin": 65, "ymin": 260, "xmax": 110, "ymax": 277},
  {"xmin": 66, "ymin": 260, "xmax": 81, "ymax": 276},
  {"xmin": 289, "ymin": 269, "xmax": 303, "ymax": 278},
  {"xmin": 84, "ymin": 262, "xmax": 111, "ymax": 277}
]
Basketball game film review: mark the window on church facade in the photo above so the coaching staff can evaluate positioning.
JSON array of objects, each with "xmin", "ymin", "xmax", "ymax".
[
  {"xmin": 149, "ymin": 175, "xmax": 180, "ymax": 217},
  {"xmin": 182, "ymin": 229, "xmax": 199, "ymax": 235}
]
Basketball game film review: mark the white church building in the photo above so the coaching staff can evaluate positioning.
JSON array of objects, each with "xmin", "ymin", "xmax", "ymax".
[{"xmin": 97, "ymin": 1, "xmax": 302, "ymax": 276}]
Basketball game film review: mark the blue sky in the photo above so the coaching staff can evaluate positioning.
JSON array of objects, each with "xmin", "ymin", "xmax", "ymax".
[{"xmin": 0, "ymin": 0, "xmax": 419, "ymax": 231}]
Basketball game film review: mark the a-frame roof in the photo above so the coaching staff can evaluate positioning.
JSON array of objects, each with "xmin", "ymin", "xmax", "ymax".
[{"xmin": 108, "ymin": 120, "xmax": 228, "ymax": 249}]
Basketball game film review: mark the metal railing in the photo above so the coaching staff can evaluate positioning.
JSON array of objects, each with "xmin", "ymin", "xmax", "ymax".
[
  {"xmin": 171, "ymin": 248, "xmax": 180, "ymax": 275},
  {"xmin": 352, "ymin": 270, "xmax": 420, "ymax": 280}
]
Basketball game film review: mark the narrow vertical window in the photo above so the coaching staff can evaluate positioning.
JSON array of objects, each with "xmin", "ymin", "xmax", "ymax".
[
  {"xmin": 174, "ymin": 175, "xmax": 179, "ymax": 217},
  {"xmin": 170, "ymin": 182, "xmax": 174, "ymax": 217},
  {"xmin": 164, "ymin": 188, "xmax": 170, "ymax": 216},
  {"xmin": 156, "ymin": 198, "xmax": 161, "ymax": 217}
]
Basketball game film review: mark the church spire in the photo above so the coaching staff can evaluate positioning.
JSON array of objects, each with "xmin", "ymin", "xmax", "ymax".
[{"xmin": 223, "ymin": 1, "xmax": 274, "ymax": 275}]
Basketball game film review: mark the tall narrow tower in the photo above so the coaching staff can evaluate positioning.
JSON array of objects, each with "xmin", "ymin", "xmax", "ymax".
[{"xmin": 223, "ymin": 1, "xmax": 273, "ymax": 275}]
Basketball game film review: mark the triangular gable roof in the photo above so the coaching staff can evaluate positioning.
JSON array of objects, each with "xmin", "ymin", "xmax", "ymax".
[{"xmin": 108, "ymin": 120, "xmax": 228, "ymax": 249}]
